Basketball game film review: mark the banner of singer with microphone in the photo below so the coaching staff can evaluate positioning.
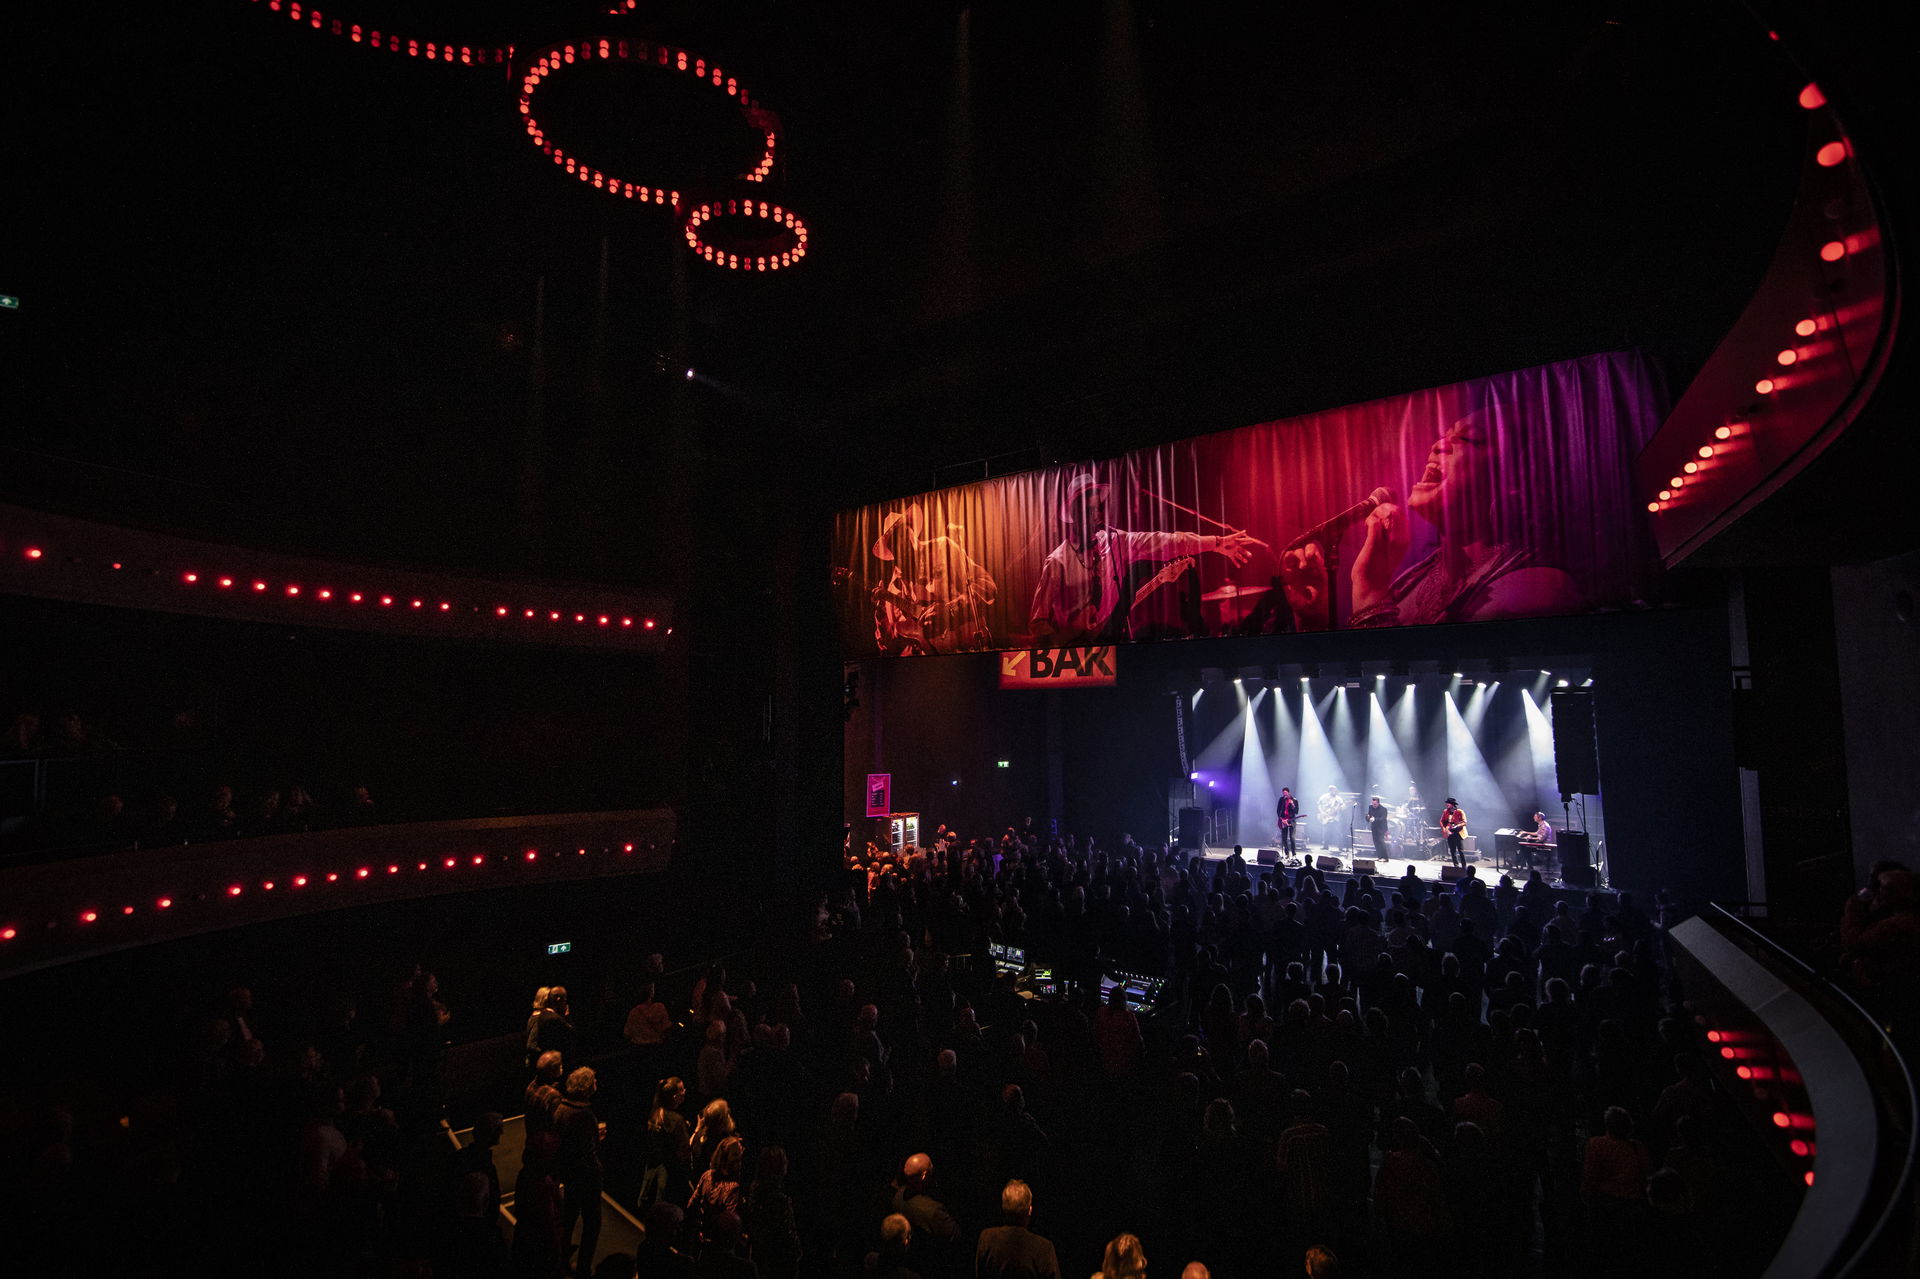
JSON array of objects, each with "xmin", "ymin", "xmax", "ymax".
[{"xmin": 833, "ymin": 350, "xmax": 1666, "ymax": 657}]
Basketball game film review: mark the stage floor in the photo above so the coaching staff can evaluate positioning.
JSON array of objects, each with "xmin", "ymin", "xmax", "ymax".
[{"xmin": 1199, "ymin": 845, "xmax": 1571, "ymax": 889}]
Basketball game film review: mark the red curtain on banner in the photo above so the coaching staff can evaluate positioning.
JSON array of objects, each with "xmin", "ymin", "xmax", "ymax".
[{"xmin": 834, "ymin": 351, "xmax": 1665, "ymax": 656}]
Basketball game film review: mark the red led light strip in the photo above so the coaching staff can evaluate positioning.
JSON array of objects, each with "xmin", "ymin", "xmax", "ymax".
[
  {"xmin": 683, "ymin": 197, "xmax": 810, "ymax": 273},
  {"xmin": 518, "ymin": 39, "xmax": 776, "ymax": 208},
  {"xmin": 245, "ymin": 0, "xmax": 512, "ymax": 64},
  {"xmin": 1, "ymin": 841, "xmax": 653, "ymax": 948},
  {"xmin": 1648, "ymin": 82, "xmax": 1851, "ymax": 517},
  {"xmin": 15, "ymin": 547, "xmax": 662, "ymax": 635}
]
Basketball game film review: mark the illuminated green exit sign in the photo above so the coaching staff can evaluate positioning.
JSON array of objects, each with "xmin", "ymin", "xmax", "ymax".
[
  {"xmin": 547, "ymin": 941, "xmax": 572, "ymax": 955},
  {"xmin": 0, "ymin": 296, "xmax": 19, "ymax": 310}
]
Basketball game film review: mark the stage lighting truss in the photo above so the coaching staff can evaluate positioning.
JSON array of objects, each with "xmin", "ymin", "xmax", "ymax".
[
  {"xmin": 237, "ymin": 3, "xmax": 808, "ymax": 270},
  {"xmin": 683, "ymin": 194, "xmax": 810, "ymax": 272}
]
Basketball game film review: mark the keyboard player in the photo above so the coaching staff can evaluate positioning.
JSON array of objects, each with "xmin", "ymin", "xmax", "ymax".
[{"xmin": 1517, "ymin": 811, "xmax": 1555, "ymax": 867}]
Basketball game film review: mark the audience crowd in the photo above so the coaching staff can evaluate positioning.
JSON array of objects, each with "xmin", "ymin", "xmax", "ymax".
[{"xmin": 0, "ymin": 824, "xmax": 1843, "ymax": 1278}]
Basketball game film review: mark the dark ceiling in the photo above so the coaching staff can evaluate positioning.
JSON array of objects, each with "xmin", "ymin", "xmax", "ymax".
[{"xmin": 3, "ymin": 1, "xmax": 1809, "ymax": 587}]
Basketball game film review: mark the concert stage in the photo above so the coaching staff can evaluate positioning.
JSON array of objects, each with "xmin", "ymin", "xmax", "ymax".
[{"xmin": 1198, "ymin": 845, "xmax": 1582, "ymax": 893}]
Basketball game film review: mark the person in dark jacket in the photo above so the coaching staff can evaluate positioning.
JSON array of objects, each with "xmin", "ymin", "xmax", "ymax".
[{"xmin": 975, "ymin": 1179, "xmax": 1061, "ymax": 1279}]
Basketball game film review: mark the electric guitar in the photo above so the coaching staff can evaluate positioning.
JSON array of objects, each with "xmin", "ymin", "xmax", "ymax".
[{"xmin": 1125, "ymin": 556, "xmax": 1197, "ymax": 638}]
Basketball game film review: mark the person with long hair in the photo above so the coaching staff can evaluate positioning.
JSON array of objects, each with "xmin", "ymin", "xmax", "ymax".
[
  {"xmin": 638, "ymin": 1077, "xmax": 691, "ymax": 1215},
  {"xmin": 690, "ymin": 1098, "xmax": 735, "ymax": 1178},
  {"xmin": 686, "ymin": 1135, "xmax": 746, "ymax": 1250},
  {"xmin": 745, "ymin": 1145, "xmax": 803, "ymax": 1279},
  {"xmin": 1095, "ymin": 1233, "xmax": 1148, "ymax": 1279},
  {"xmin": 1282, "ymin": 404, "xmax": 1582, "ymax": 629}
]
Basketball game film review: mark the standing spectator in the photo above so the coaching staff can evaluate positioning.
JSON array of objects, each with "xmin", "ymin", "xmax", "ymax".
[
  {"xmin": 1093, "ymin": 983, "xmax": 1144, "ymax": 1078},
  {"xmin": 867, "ymin": 1215, "xmax": 921, "ymax": 1279},
  {"xmin": 536, "ymin": 987, "xmax": 579, "ymax": 1070},
  {"xmin": 526, "ymin": 1052, "xmax": 566, "ymax": 1141},
  {"xmin": 744, "ymin": 1146, "xmax": 802, "ymax": 1279},
  {"xmin": 640, "ymin": 1077, "xmax": 692, "ymax": 1215},
  {"xmin": 556, "ymin": 1067, "xmax": 606, "ymax": 1277},
  {"xmin": 691, "ymin": 1099, "xmax": 736, "ymax": 1178},
  {"xmin": 697, "ymin": 1021, "xmax": 734, "ymax": 1100},
  {"xmin": 455, "ymin": 1111, "xmax": 506, "ymax": 1224},
  {"xmin": 687, "ymin": 1136, "xmax": 746, "ymax": 1249},
  {"xmin": 527, "ymin": 988, "xmax": 555, "ymax": 1069},
  {"xmin": 1095, "ymin": 1234, "xmax": 1147, "ymax": 1279},
  {"xmin": 1581, "ymin": 1106, "xmax": 1651, "ymax": 1277},
  {"xmin": 637, "ymin": 1204, "xmax": 693, "ymax": 1279},
  {"xmin": 1371, "ymin": 1117, "xmax": 1449, "ymax": 1275},
  {"xmin": 890, "ymin": 1154, "xmax": 961, "ymax": 1279},
  {"xmin": 975, "ymin": 1179, "xmax": 1060, "ymax": 1279},
  {"xmin": 514, "ymin": 1132, "xmax": 568, "ymax": 1279}
]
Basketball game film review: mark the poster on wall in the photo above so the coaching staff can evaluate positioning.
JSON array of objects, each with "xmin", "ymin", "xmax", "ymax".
[
  {"xmin": 833, "ymin": 351, "xmax": 1665, "ymax": 656},
  {"xmin": 865, "ymin": 773, "xmax": 892, "ymax": 818}
]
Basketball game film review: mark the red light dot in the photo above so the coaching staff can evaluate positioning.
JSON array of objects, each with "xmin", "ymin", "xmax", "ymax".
[
  {"xmin": 156, "ymin": 897, "xmax": 172, "ymax": 909},
  {"xmin": 439, "ymin": 602, "xmax": 451, "ymax": 612},
  {"xmin": 622, "ymin": 617, "xmax": 634, "ymax": 627},
  {"xmin": 1669, "ymin": 477, "xmax": 1684, "ymax": 488},
  {"xmin": 262, "ymin": 881, "xmax": 275, "ymax": 891},
  {"xmin": 1646, "ymin": 502, "xmax": 1660, "ymax": 513},
  {"xmin": 228, "ymin": 885, "xmax": 243, "ymax": 897},
  {"xmin": 1772, "ymin": 1112, "xmax": 1790, "ymax": 1128},
  {"xmin": 575, "ymin": 613, "xmax": 586, "ymax": 623},
  {"xmin": 292, "ymin": 877, "xmax": 306, "ymax": 887},
  {"xmin": 624, "ymin": 843, "xmax": 635, "ymax": 853},
  {"xmin": 1816, "ymin": 141, "xmax": 1847, "ymax": 167},
  {"xmin": 318, "ymin": 589, "xmax": 332, "ymax": 600},
  {"xmin": 471, "ymin": 855, "xmax": 484, "ymax": 866},
  {"xmin": 549, "ymin": 611, "xmax": 561, "ymax": 621},
  {"xmin": 355, "ymin": 867, "xmax": 370, "ymax": 879},
  {"xmin": 526, "ymin": 850, "xmax": 538, "ymax": 861},
  {"xmin": 1804, "ymin": 1171, "xmax": 1815, "ymax": 1187},
  {"xmin": 0, "ymin": 927, "xmax": 14, "ymax": 941},
  {"xmin": 644, "ymin": 619, "xmax": 657, "ymax": 629},
  {"xmin": 417, "ymin": 861, "xmax": 428, "ymax": 871},
  {"xmin": 1790, "ymin": 1139, "xmax": 1809, "ymax": 1156},
  {"xmin": 253, "ymin": 581, "xmax": 268, "ymax": 592},
  {"xmin": 326, "ymin": 873, "xmax": 339, "ymax": 883},
  {"xmin": 1820, "ymin": 240, "xmax": 1846, "ymax": 262},
  {"xmin": 388, "ymin": 865, "xmax": 399, "ymax": 874},
  {"xmin": 1721, "ymin": 1046, "xmax": 1735, "ymax": 1059},
  {"xmin": 351, "ymin": 593, "xmax": 363, "ymax": 603},
  {"xmin": 380, "ymin": 597, "xmax": 393, "ymax": 607},
  {"xmin": 445, "ymin": 858, "xmax": 457, "ymax": 868},
  {"xmin": 1798, "ymin": 83, "xmax": 1826, "ymax": 110},
  {"xmin": 1736, "ymin": 1065, "xmax": 1751, "ymax": 1079},
  {"xmin": 525, "ymin": 610, "xmax": 536, "ymax": 618},
  {"xmin": 1777, "ymin": 349, "xmax": 1798, "ymax": 366},
  {"xmin": 1715, "ymin": 425, "xmax": 1733, "ymax": 440},
  {"xmin": 578, "ymin": 848, "xmax": 587, "ymax": 856},
  {"xmin": 81, "ymin": 911, "xmax": 98, "ymax": 924},
  {"xmin": 122, "ymin": 905, "xmax": 135, "ymax": 915},
  {"xmin": 411, "ymin": 599, "xmax": 423, "ymax": 609},
  {"xmin": 1795, "ymin": 318, "xmax": 1818, "ymax": 337},
  {"xmin": 286, "ymin": 585, "xmax": 300, "ymax": 596},
  {"xmin": 1755, "ymin": 378, "xmax": 1775, "ymax": 395},
  {"xmin": 1707, "ymin": 1030, "xmax": 1722, "ymax": 1043},
  {"xmin": 219, "ymin": 577, "xmax": 234, "ymax": 589},
  {"xmin": 497, "ymin": 606, "xmax": 509, "ymax": 616},
  {"xmin": 184, "ymin": 573, "xmax": 199, "ymax": 583},
  {"xmin": 1699, "ymin": 445, "xmax": 1715, "ymax": 459},
  {"xmin": 111, "ymin": 562, "xmax": 122, "ymax": 570},
  {"xmin": 1684, "ymin": 462, "xmax": 1698, "ymax": 474},
  {"xmin": 598, "ymin": 615, "xmax": 610, "ymax": 625},
  {"xmin": 24, "ymin": 547, "xmax": 43, "ymax": 559}
]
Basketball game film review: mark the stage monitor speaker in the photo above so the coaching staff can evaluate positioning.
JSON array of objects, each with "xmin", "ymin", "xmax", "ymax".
[
  {"xmin": 1559, "ymin": 831, "xmax": 1593, "ymax": 887},
  {"xmin": 1440, "ymin": 865, "xmax": 1469, "ymax": 882},
  {"xmin": 1316, "ymin": 855, "xmax": 1344, "ymax": 872},
  {"xmin": 1352, "ymin": 857, "xmax": 1378, "ymax": 875},
  {"xmin": 1550, "ymin": 687, "xmax": 1600, "ymax": 795},
  {"xmin": 1178, "ymin": 808, "xmax": 1205, "ymax": 850},
  {"xmin": 1256, "ymin": 849, "xmax": 1279, "ymax": 865}
]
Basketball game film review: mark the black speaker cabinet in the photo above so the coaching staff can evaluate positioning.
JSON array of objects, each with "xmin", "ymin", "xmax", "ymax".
[
  {"xmin": 1550, "ymin": 688, "xmax": 1600, "ymax": 796},
  {"xmin": 1559, "ymin": 831, "xmax": 1593, "ymax": 887},
  {"xmin": 1178, "ymin": 807, "xmax": 1206, "ymax": 850}
]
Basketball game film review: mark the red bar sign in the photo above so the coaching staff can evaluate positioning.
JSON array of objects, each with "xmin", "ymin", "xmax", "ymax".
[{"xmin": 999, "ymin": 646, "xmax": 1118, "ymax": 689}]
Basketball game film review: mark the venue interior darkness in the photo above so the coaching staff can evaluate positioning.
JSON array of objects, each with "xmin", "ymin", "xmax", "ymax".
[{"xmin": 2, "ymin": 3, "xmax": 1916, "ymax": 1279}]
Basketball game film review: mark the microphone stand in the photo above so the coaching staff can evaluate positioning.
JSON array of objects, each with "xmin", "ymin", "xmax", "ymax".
[{"xmin": 1324, "ymin": 539, "xmax": 1343, "ymax": 633}]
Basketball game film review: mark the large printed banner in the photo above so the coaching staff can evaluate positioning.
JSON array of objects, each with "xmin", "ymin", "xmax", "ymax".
[{"xmin": 834, "ymin": 351, "xmax": 1665, "ymax": 656}]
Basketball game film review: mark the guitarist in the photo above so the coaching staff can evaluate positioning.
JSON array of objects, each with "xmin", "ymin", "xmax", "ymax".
[
  {"xmin": 1440, "ymin": 798, "xmax": 1469, "ymax": 869},
  {"xmin": 1275, "ymin": 787, "xmax": 1301, "ymax": 857},
  {"xmin": 1317, "ymin": 786, "xmax": 1346, "ymax": 849},
  {"xmin": 1029, "ymin": 471, "xmax": 1264, "ymax": 644}
]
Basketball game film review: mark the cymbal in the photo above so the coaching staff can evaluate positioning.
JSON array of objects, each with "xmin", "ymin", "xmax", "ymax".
[{"xmin": 1201, "ymin": 583, "xmax": 1270, "ymax": 602}]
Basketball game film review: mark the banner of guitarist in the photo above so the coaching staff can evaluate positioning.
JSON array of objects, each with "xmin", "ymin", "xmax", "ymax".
[{"xmin": 833, "ymin": 350, "xmax": 1666, "ymax": 656}]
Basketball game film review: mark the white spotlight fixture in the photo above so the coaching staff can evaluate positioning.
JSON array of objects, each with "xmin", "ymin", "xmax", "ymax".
[
  {"xmin": 1557, "ymin": 678, "xmax": 1569, "ymax": 687},
  {"xmin": 1189, "ymin": 771, "xmax": 1200, "ymax": 781},
  {"xmin": 1453, "ymin": 671, "xmax": 1463, "ymax": 679},
  {"xmin": 1582, "ymin": 678, "xmax": 1594, "ymax": 687}
]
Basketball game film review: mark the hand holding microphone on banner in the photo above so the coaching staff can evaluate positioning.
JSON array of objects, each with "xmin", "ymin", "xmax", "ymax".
[{"xmin": 1277, "ymin": 486, "xmax": 1397, "ymax": 630}]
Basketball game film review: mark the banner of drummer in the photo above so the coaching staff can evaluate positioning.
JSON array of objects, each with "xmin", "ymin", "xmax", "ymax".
[{"xmin": 833, "ymin": 350, "xmax": 1666, "ymax": 657}]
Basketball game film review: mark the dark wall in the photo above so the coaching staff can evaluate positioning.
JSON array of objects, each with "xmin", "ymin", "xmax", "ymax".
[
  {"xmin": 1, "ymin": 595, "xmax": 685, "ymax": 828},
  {"xmin": 1833, "ymin": 554, "xmax": 1920, "ymax": 881}
]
